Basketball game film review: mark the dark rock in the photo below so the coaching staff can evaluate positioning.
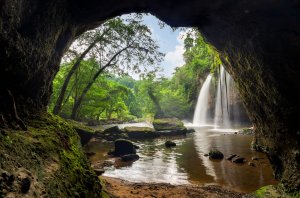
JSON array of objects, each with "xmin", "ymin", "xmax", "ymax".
[
  {"xmin": 186, "ymin": 128, "xmax": 195, "ymax": 133},
  {"xmin": 209, "ymin": 149, "xmax": 224, "ymax": 159},
  {"xmin": 76, "ymin": 128, "xmax": 94, "ymax": 146},
  {"xmin": 226, "ymin": 154, "xmax": 237, "ymax": 161},
  {"xmin": 86, "ymin": 120, "xmax": 100, "ymax": 126},
  {"xmin": 113, "ymin": 139, "xmax": 136, "ymax": 156},
  {"xmin": 104, "ymin": 126, "xmax": 121, "ymax": 134},
  {"xmin": 252, "ymin": 156, "xmax": 259, "ymax": 160},
  {"xmin": 204, "ymin": 154, "xmax": 209, "ymax": 157},
  {"xmin": 156, "ymin": 128, "xmax": 187, "ymax": 136},
  {"xmin": 134, "ymin": 145, "xmax": 140, "ymax": 149},
  {"xmin": 121, "ymin": 154, "xmax": 140, "ymax": 162},
  {"xmin": 93, "ymin": 169, "xmax": 105, "ymax": 176},
  {"xmin": 20, "ymin": 177, "xmax": 31, "ymax": 193},
  {"xmin": 127, "ymin": 131, "xmax": 159, "ymax": 139},
  {"xmin": 248, "ymin": 162, "xmax": 256, "ymax": 167},
  {"xmin": 92, "ymin": 160, "xmax": 114, "ymax": 169},
  {"xmin": 85, "ymin": 151, "xmax": 96, "ymax": 156},
  {"xmin": 165, "ymin": 140, "xmax": 176, "ymax": 148},
  {"xmin": 232, "ymin": 156, "xmax": 245, "ymax": 163}
]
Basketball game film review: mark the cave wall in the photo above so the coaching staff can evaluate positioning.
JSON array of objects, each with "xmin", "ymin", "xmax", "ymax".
[{"xmin": 0, "ymin": 0, "xmax": 299, "ymax": 192}]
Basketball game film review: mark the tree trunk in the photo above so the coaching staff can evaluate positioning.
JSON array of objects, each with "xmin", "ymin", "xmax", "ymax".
[
  {"xmin": 70, "ymin": 45, "xmax": 131, "ymax": 119},
  {"xmin": 53, "ymin": 32, "xmax": 108, "ymax": 115}
]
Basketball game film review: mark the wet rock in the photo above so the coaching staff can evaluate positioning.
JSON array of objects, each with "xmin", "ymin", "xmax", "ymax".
[
  {"xmin": 252, "ymin": 156, "xmax": 259, "ymax": 160},
  {"xmin": 186, "ymin": 128, "xmax": 195, "ymax": 133},
  {"xmin": 92, "ymin": 160, "xmax": 114, "ymax": 169},
  {"xmin": 104, "ymin": 126, "xmax": 121, "ymax": 134},
  {"xmin": 209, "ymin": 149, "xmax": 224, "ymax": 159},
  {"xmin": 85, "ymin": 151, "xmax": 96, "ymax": 156},
  {"xmin": 121, "ymin": 154, "xmax": 140, "ymax": 162},
  {"xmin": 232, "ymin": 156, "xmax": 245, "ymax": 163},
  {"xmin": 112, "ymin": 139, "xmax": 136, "ymax": 156},
  {"xmin": 20, "ymin": 177, "xmax": 31, "ymax": 193},
  {"xmin": 153, "ymin": 118, "xmax": 185, "ymax": 131},
  {"xmin": 94, "ymin": 169, "xmax": 105, "ymax": 176},
  {"xmin": 226, "ymin": 154, "xmax": 237, "ymax": 161},
  {"xmin": 156, "ymin": 128, "xmax": 187, "ymax": 137},
  {"xmin": 165, "ymin": 141, "xmax": 176, "ymax": 148}
]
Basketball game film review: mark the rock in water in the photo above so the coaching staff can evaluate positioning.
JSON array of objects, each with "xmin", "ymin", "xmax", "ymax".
[
  {"xmin": 226, "ymin": 154, "xmax": 237, "ymax": 160},
  {"xmin": 113, "ymin": 139, "xmax": 136, "ymax": 156},
  {"xmin": 121, "ymin": 154, "xmax": 140, "ymax": 162},
  {"xmin": 209, "ymin": 149, "xmax": 224, "ymax": 159},
  {"xmin": 165, "ymin": 141, "xmax": 176, "ymax": 148},
  {"xmin": 94, "ymin": 169, "xmax": 105, "ymax": 176},
  {"xmin": 232, "ymin": 156, "xmax": 245, "ymax": 163}
]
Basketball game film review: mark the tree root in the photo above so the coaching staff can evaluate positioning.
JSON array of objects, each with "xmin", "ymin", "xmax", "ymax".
[{"xmin": 0, "ymin": 90, "xmax": 27, "ymax": 131}]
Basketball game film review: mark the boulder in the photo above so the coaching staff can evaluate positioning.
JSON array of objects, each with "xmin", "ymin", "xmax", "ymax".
[
  {"xmin": 84, "ymin": 151, "xmax": 96, "ymax": 156},
  {"xmin": 124, "ymin": 127, "xmax": 159, "ymax": 139},
  {"xmin": 165, "ymin": 141, "xmax": 176, "ymax": 148},
  {"xmin": 92, "ymin": 160, "xmax": 114, "ymax": 169},
  {"xmin": 153, "ymin": 118, "xmax": 185, "ymax": 131},
  {"xmin": 121, "ymin": 154, "xmax": 140, "ymax": 162},
  {"xmin": 209, "ymin": 149, "xmax": 224, "ymax": 159},
  {"xmin": 156, "ymin": 128, "xmax": 187, "ymax": 136},
  {"xmin": 232, "ymin": 156, "xmax": 245, "ymax": 163},
  {"xmin": 96, "ymin": 126, "xmax": 128, "ymax": 141},
  {"xmin": 93, "ymin": 169, "xmax": 105, "ymax": 176},
  {"xmin": 112, "ymin": 139, "xmax": 136, "ymax": 156},
  {"xmin": 226, "ymin": 154, "xmax": 237, "ymax": 161},
  {"xmin": 252, "ymin": 156, "xmax": 259, "ymax": 161}
]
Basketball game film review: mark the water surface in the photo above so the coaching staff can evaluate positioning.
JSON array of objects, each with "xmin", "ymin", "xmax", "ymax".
[{"xmin": 86, "ymin": 126, "xmax": 278, "ymax": 193}]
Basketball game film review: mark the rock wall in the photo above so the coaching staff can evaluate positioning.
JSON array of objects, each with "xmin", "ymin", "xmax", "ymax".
[{"xmin": 0, "ymin": 0, "xmax": 299, "ymax": 192}]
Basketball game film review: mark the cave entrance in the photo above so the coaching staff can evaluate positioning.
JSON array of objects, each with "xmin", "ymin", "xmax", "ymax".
[
  {"xmin": 0, "ymin": 1, "xmax": 299, "ymax": 193},
  {"xmin": 51, "ymin": 13, "xmax": 276, "ymax": 193}
]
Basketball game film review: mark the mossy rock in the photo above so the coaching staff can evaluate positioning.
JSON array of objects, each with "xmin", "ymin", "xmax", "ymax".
[
  {"xmin": 209, "ymin": 149, "xmax": 224, "ymax": 160},
  {"xmin": 124, "ymin": 127, "xmax": 155, "ymax": 133},
  {"xmin": 153, "ymin": 118, "xmax": 185, "ymax": 131},
  {"xmin": 0, "ymin": 112, "xmax": 102, "ymax": 197},
  {"xmin": 252, "ymin": 185, "xmax": 300, "ymax": 198},
  {"xmin": 66, "ymin": 119, "xmax": 96, "ymax": 145},
  {"xmin": 124, "ymin": 127, "xmax": 159, "ymax": 139}
]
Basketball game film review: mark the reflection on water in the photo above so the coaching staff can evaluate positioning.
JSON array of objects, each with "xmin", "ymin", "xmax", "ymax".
[{"xmin": 86, "ymin": 126, "xmax": 278, "ymax": 193}]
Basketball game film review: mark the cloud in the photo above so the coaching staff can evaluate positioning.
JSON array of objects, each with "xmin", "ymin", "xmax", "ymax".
[
  {"xmin": 164, "ymin": 45, "xmax": 185, "ymax": 68},
  {"xmin": 162, "ymin": 29, "xmax": 192, "ymax": 77}
]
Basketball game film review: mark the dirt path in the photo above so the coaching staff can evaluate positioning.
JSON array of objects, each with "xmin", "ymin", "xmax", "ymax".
[{"xmin": 102, "ymin": 176, "xmax": 245, "ymax": 198}]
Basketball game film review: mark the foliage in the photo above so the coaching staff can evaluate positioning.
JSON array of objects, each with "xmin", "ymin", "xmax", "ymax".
[{"xmin": 50, "ymin": 25, "xmax": 220, "ymax": 122}]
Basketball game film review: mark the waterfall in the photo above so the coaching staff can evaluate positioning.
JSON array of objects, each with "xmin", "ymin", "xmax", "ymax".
[
  {"xmin": 213, "ymin": 66, "xmax": 233, "ymax": 129},
  {"xmin": 193, "ymin": 75, "xmax": 212, "ymax": 126}
]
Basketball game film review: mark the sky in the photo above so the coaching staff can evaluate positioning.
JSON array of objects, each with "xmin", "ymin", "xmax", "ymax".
[{"xmin": 141, "ymin": 14, "xmax": 187, "ymax": 78}]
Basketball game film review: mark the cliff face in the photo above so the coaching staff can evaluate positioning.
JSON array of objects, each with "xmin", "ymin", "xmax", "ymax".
[{"xmin": 0, "ymin": 0, "xmax": 299, "ymax": 193}]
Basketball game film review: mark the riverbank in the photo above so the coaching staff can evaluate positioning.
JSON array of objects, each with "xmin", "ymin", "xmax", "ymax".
[{"xmin": 101, "ymin": 176, "xmax": 244, "ymax": 198}]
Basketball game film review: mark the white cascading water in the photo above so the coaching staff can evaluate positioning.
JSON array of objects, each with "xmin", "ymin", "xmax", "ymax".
[
  {"xmin": 213, "ymin": 66, "xmax": 233, "ymax": 129},
  {"xmin": 193, "ymin": 75, "xmax": 212, "ymax": 126}
]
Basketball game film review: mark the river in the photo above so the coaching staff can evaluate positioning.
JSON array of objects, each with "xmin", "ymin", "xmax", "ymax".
[{"xmin": 86, "ymin": 126, "xmax": 278, "ymax": 193}]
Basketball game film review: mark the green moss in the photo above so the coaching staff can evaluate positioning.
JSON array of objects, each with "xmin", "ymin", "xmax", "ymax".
[
  {"xmin": 254, "ymin": 185, "xmax": 300, "ymax": 198},
  {"xmin": 0, "ymin": 112, "xmax": 103, "ymax": 197},
  {"xmin": 124, "ymin": 126, "xmax": 155, "ymax": 133},
  {"xmin": 153, "ymin": 118, "xmax": 185, "ymax": 131}
]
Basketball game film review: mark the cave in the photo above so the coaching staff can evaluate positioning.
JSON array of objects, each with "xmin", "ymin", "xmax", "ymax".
[{"xmin": 0, "ymin": 0, "xmax": 299, "ymax": 193}]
